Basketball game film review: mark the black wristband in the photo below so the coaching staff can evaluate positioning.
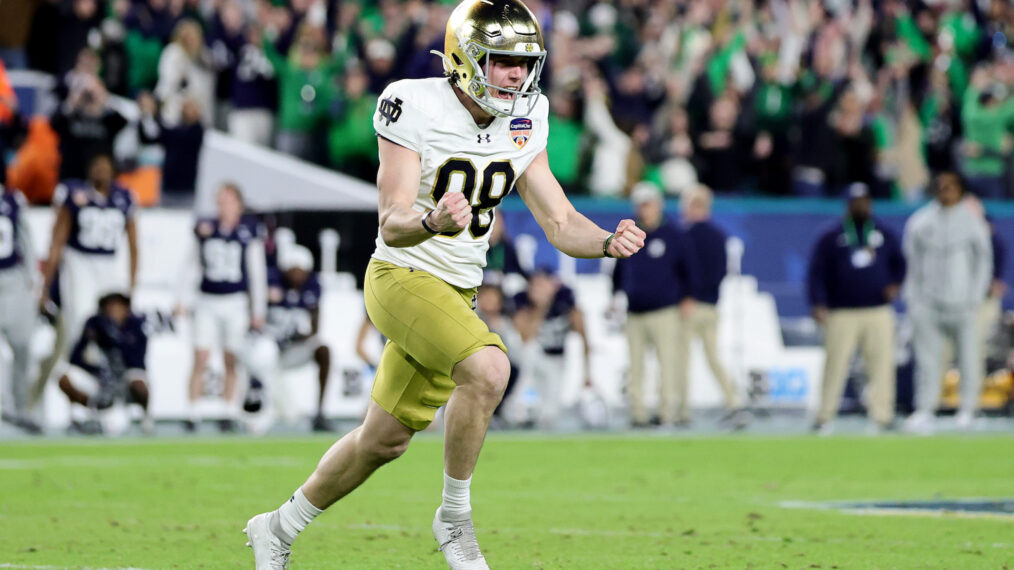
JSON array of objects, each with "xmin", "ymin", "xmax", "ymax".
[
  {"xmin": 421, "ymin": 211, "xmax": 439, "ymax": 235},
  {"xmin": 602, "ymin": 233, "xmax": 615, "ymax": 258}
]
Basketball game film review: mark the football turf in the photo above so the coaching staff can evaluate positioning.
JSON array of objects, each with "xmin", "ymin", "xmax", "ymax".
[{"xmin": 1, "ymin": 433, "xmax": 1012, "ymax": 569}]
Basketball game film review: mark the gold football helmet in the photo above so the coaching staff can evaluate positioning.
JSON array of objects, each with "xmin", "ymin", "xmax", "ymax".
[{"xmin": 432, "ymin": 0, "xmax": 547, "ymax": 118}]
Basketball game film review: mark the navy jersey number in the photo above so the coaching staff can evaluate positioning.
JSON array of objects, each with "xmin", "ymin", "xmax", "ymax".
[
  {"xmin": 78, "ymin": 207, "xmax": 125, "ymax": 251},
  {"xmin": 203, "ymin": 238, "xmax": 244, "ymax": 283}
]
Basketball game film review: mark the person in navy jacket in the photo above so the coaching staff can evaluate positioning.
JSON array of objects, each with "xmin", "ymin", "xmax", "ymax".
[
  {"xmin": 679, "ymin": 184, "xmax": 745, "ymax": 426},
  {"xmin": 807, "ymin": 182, "xmax": 906, "ymax": 433},
  {"xmin": 612, "ymin": 182, "xmax": 697, "ymax": 427}
]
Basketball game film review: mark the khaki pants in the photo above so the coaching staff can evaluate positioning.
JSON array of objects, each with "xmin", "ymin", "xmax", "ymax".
[
  {"xmin": 627, "ymin": 306, "xmax": 680, "ymax": 424},
  {"xmin": 816, "ymin": 306, "xmax": 896, "ymax": 425},
  {"xmin": 676, "ymin": 303, "xmax": 739, "ymax": 415}
]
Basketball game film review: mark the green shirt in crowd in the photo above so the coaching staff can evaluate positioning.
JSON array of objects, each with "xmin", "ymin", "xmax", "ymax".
[
  {"xmin": 546, "ymin": 114, "xmax": 584, "ymax": 189},
  {"xmin": 961, "ymin": 87, "xmax": 1014, "ymax": 177},
  {"xmin": 263, "ymin": 38, "xmax": 342, "ymax": 133},
  {"xmin": 125, "ymin": 31, "xmax": 164, "ymax": 93},
  {"xmin": 328, "ymin": 93, "xmax": 379, "ymax": 169}
]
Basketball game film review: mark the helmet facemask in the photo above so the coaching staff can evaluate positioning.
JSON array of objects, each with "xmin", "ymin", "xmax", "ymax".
[{"xmin": 456, "ymin": 43, "xmax": 546, "ymax": 118}]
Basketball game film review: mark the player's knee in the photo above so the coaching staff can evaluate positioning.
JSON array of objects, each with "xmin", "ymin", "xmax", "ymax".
[
  {"xmin": 128, "ymin": 380, "xmax": 149, "ymax": 400},
  {"xmin": 359, "ymin": 434, "xmax": 410, "ymax": 464},
  {"xmin": 315, "ymin": 345, "xmax": 330, "ymax": 365},
  {"xmin": 57, "ymin": 375, "xmax": 74, "ymax": 395},
  {"xmin": 465, "ymin": 350, "xmax": 510, "ymax": 400},
  {"xmin": 192, "ymin": 350, "xmax": 210, "ymax": 370}
]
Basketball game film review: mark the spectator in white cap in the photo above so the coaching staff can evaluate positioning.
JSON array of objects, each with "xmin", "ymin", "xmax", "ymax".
[{"xmin": 611, "ymin": 181, "xmax": 698, "ymax": 427}]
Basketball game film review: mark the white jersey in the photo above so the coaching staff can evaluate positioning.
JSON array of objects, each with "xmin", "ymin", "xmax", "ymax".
[{"xmin": 372, "ymin": 77, "xmax": 549, "ymax": 289}]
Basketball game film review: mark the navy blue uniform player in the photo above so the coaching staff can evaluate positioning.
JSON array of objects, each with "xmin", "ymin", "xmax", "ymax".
[
  {"xmin": 0, "ymin": 186, "xmax": 41, "ymax": 433},
  {"xmin": 512, "ymin": 269, "xmax": 590, "ymax": 429},
  {"xmin": 58, "ymin": 293, "xmax": 151, "ymax": 434},
  {"xmin": 254, "ymin": 244, "xmax": 333, "ymax": 431},
  {"xmin": 37, "ymin": 154, "xmax": 139, "ymax": 395},
  {"xmin": 177, "ymin": 183, "xmax": 266, "ymax": 432}
]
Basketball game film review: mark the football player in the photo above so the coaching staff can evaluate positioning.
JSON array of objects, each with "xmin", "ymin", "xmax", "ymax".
[
  {"xmin": 0, "ymin": 184, "xmax": 41, "ymax": 434},
  {"xmin": 244, "ymin": 1, "xmax": 645, "ymax": 569},
  {"xmin": 513, "ymin": 268, "xmax": 591, "ymax": 430},
  {"xmin": 177, "ymin": 183, "xmax": 267, "ymax": 432},
  {"xmin": 261, "ymin": 244, "xmax": 333, "ymax": 432},
  {"xmin": 37, "ymin": 154, "xmax": 139, "ymax": 404},
  {"xmin": 58, "ymin": 292, "xmax": 151, "ymax": 435}
]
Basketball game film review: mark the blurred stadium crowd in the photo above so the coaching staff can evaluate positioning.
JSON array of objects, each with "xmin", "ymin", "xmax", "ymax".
[{"xmin": 0, "ymin": 0, "xmax": 1013, "ymax": 202}]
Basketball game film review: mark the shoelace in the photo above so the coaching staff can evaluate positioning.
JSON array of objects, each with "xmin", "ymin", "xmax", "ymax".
[
  {"xmin": 441, "ymin": 522, "xmax": 482, "ymax": 561},
  {"xmin": 269, "ymin": 542, "xmax": 291, "ymax": 569}
]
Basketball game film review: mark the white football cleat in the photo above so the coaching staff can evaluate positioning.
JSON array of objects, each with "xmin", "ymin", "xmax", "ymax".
[
  {"xmin": 954, "ymin": 410, "xmax": 976, "ymax": 431},
  {"xmin": 244, "ymin": 512, "xmax": 291, "ymax": 569},
  {"xmin": 433, "ymin": 508, "xmax": 489, "ymax": 570},
  {"xmin": 903, "ymin": 411, "xmax": 935, "ymax": 436}
]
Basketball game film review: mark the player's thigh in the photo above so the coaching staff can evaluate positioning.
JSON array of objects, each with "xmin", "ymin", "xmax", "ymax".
[
  {"xmin": 371, "ymin": 339, "xmax": 455, "ymax": 431},
  {"xmin": 63, "ymin": 366, "xmax": 101, "ymax": 397},
  {"xmin": 61, "ymin": 251, "xmax": 101, "ymax": 342},
  {"xmin": 219, "ymin": 296, "xmax": 250, "ymax": 355},
  {"xmin": 192, "ymin": 297, "xmax": 219, "ymax": 350},
  {"xmin": 279, "ymin": 338, "xmax": 320, "ymax": 370},
  {"xmin": 0, "ymin": 272, "xmax": 35, "ymax": 346},
  {"xmin": 364, "ymin": 259, "xmax": 505, "ymax": 378}
]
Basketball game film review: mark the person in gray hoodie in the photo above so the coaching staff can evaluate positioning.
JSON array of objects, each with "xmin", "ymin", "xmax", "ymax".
[{"xmin": 902, "ymin": 172, "xmax": 993, "ymax": 433}]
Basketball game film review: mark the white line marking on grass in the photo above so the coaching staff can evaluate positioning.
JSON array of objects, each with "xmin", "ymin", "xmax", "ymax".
[
  {"xmin": 0, "ymin": 559, "xmax": 152, "ymax": 563},
  {"xmin": 344, "ymin": 523, "xmax": 674, "ymax": 538},
  {"xmin": 0, "ymin": 455, "xmax": 303, "ymax": 469}
]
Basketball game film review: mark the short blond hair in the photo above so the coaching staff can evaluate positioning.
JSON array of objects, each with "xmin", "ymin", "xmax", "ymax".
[{"xmin": 681, "ymin": 183, "xmax": 713, "ymax": 212}]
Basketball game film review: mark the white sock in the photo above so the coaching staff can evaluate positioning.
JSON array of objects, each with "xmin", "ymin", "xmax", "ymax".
[
  {"xmin": 272, "ymin": 487, "xmax": 323, "ymax": 545},
  {"xmin": 440, "ymin": 472, "xmax": 472, "ymax": 520}
]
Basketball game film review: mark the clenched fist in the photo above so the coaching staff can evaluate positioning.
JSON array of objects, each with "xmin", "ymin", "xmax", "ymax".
[
  {"xmin": 427, "ymin": 191, "xmax": 473, "ymax": 233},
  {"xmin": 606, "ymin": 219, "xmax": 646, "ymax": 258}
]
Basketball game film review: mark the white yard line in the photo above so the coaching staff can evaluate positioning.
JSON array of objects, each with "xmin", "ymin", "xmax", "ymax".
[
  {"xmin": 0, "ymin": 559, "xmax": 151, "ymax": 563},
  {"xmin": 0, "ymin": 455, "xmax": 303, "ymax": 469}
]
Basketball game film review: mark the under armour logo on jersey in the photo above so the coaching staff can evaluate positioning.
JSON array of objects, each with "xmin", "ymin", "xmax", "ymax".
[
  {"xmin": 377, "ymin": 97, "xmax": 403, "ymax": 126},
  {"xmin": 477, "ymin": 133, "xmax": 491, "ymax": 144}
]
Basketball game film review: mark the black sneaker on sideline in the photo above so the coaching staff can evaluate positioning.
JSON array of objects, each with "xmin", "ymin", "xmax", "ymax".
[{"xmin": 311, "ymin": 414, "xmax": 335, "ymax": 432}]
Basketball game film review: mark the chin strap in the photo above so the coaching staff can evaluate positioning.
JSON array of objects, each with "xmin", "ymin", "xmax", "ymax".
[{"xmin": 430, "ymin": 49, "xmax": 454, "ymax": 75}]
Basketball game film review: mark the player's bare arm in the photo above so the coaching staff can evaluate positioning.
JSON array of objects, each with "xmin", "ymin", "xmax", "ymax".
[
  {"xmin": 517, "ymin": 150, "xmax": 646, "ymax": 258},
  {"xmin": 40, "ymin": 206, "xmax": 72, "ymax": 306},
  {"xmin": 377, "ymin": 137, "xmax": 472, "ymax": 247},
  {"xmin": 126, "ymin": 217, "xmax": 139, "ymax": 293}
]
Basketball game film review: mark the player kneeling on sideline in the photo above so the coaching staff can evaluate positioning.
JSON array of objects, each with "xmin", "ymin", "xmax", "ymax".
[
  {"xmin": 57, "ymin": 293, "xmax": 152, "ymax": 435},
  {"xmin": 244, "ymin": 245, "xmax": 334, "ymax": 432}
]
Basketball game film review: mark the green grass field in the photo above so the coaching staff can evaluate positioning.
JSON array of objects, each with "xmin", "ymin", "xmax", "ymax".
[{"xmin": 2, "ymin": 433, "xmax": 1013, "ymax": 569}]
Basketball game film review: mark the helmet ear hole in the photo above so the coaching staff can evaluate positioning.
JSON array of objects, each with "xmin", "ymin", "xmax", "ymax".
[{"xmin": 451, "ymin": 53, "xmax": 463, "ymax": 66}]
